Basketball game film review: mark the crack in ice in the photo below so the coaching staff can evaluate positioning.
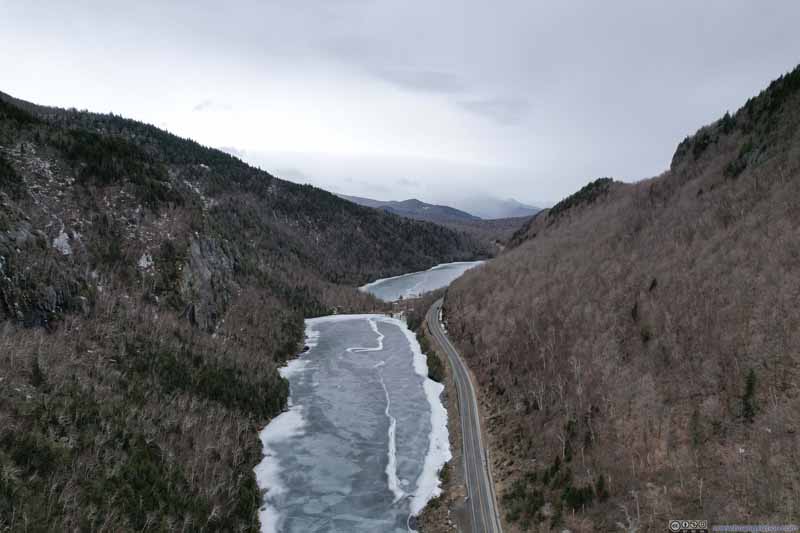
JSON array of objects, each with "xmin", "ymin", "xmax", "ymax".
[
  {"xmin": 378, "ymin": 369, "xmax": 405, "ymax": 502},
  {"xmin": 346, "ymin": 318, "xmax": 384, "ymax": 353},
  {"xmin": 346, "ymin": 319, "xmax": 404, "ymax": 501}
]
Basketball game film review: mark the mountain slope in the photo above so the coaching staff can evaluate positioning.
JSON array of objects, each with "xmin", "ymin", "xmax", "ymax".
[
  {"xmin": 445, "ymin": 65, "xmax": 800, "ymax": 530},
  {"xmin": 0, "ymin": 92, "xmax": 485, "ymax": 530},
  {"xmin": 340, "ymin": 194, "xmax": 481, "ymax": 223}
]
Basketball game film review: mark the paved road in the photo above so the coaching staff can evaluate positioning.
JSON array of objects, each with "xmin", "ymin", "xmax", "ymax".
[{"xmin": 426, "ymin": 299, "xmax": 502, "ymax": 533}]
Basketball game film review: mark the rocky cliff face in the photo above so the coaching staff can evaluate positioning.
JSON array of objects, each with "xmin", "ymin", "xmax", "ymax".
[
  {"xmin": 446, "ymin": 66, "xmax": 800, "ymax": 531},
  {"xmin": 0, "ymin": 92, "xmax": 484, "ymax": 530}
]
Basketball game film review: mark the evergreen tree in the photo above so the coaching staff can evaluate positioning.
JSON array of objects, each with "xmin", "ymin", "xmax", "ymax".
[
  {"xmin": 30, "ymin": 357, "xmax": 46, "ymax": 387},
  {"xmin": 742, "ymin": 369, "xmax": 756, "ymax": 422}
]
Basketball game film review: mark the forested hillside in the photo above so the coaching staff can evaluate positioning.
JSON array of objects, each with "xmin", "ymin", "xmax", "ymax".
[
  {"xmin": 445, "ymin": 65, "xmax": 800, "ymax": 531},
  {"xmin": 0, "ymin": 92, "xmax": 484, "ymax": 531}
]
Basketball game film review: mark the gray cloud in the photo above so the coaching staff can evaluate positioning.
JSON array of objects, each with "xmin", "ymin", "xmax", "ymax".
[
  {"xmin": 346, "ymin": 179, "xmax": 392, "ymax": 196},
  {"xmin": 275, "ymin": 167, "xmax": 313, "ymax": 182},
  {"xmin": 324, "ymin": 35, "xmax": 465, "ymax": 93},
  {"xmin": 193, "ymin": 99, "xmax": 232, "ymax": 112},
  {"xmin": 4, "ymin": 0, "xmax": 800, "ymax": 205},
  {"xmin": 375, "ymin": 68, "xmax": 464, "ymax": 93},
  {"xmin": 397, "ymin": 177, "xmax": 421, "ymax": 189},
  {"xmin": 458, "ymin": 97, "xmax": 528, "ymax": 125}
]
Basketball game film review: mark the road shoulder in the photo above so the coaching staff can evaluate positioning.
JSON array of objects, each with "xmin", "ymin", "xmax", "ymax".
[{"xmin": 416, "ymin": 318, "xmax": 470, "ymax": 533}]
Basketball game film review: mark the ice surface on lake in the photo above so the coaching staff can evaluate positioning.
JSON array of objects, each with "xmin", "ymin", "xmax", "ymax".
[
  {"xmin": 255, "ymin": 315, "xmax": 451, "ymax": 533},
  {"xmin": 360, "ymin": 261, "xmax": 483, "ymax": 302}
]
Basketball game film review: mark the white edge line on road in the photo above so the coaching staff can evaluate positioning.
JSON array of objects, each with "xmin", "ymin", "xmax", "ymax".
[{"xmin": 427, "ymin": 300, "xmax": 502, "ymax": 533}]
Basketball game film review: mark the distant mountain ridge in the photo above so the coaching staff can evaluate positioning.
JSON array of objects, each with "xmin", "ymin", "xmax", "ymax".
[
  {"xmin": 339, "ymin": 194, "xmax": 481, "ymax": 224},
  {"xmin": 339, "ymin": 194, "xmax": 536, "ymax": 251},
  {"xmin": 457, "ymin": 196, "xmax": 541, "ymax": 219}
]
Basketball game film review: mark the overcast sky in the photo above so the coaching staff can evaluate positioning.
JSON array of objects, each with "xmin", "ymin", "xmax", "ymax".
[{"xmin": 2, "ymin": 1, "xmax": 799, "ymax": 208}]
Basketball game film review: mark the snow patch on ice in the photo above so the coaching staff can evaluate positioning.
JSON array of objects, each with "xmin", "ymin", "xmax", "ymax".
[
  {"xmin": 254, "ymin": 322, "xmax": 320, "ymax": 533},
  {"xmin": 279, "ymin": 359, "xmax": 309, "ymax": 379},
  {"xmin": 254, "ymin": 405, "xmax": 306, "ymax": 533},
  {"xmin": 378, "ymin": 370, "xmax": 404, "ymax": 502},
  {"xmin": 304, "ymin": 321, "xmax": 321, "ymax": 350},
  {"xmin": 411, "ymin": 378, "xmax": 450, "ymax": 514},
  {"xmin": 395, "ymin": 319, "xmax": 452, "ymax": 515},
  {"xmin": 306, "ymin": 313, "xmax": 389, "ymax": 325}
]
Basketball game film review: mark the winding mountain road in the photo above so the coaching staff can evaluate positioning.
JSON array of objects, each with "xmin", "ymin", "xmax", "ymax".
[{"xmin": 426, "ymin": 299, "xmax": 502, "ymax": 533}]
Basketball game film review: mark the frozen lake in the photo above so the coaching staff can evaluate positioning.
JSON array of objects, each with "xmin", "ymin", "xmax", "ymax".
[
  {"xmin": 255, "ymin": 315, "xmax": 450, "ymax": 533},
  {"xmin": 360, "ymin": 261, "xmax": 484, "ymax": 302}
]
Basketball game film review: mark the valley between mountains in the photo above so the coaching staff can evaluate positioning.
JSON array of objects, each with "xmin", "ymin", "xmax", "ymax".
[{"xmin": 3, "ymin": 62, "xmax": 800, "ymax": 533}]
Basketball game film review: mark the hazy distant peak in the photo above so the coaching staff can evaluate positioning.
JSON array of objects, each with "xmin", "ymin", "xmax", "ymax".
[
  {"xmin": 398, "ymin": 198, "xmax": 427, "ymax": 208},
  {"xmin": 455, "ymin": 196, "xmax": 541, "ymax": 220}
]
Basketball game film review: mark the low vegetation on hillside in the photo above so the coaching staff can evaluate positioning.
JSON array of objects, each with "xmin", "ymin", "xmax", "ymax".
[
  {"xmin": 403, "ymin": 290, "xmax": 447, "ymax": 383},
  {"xmin": 0, "ymin": 92, "xmax": 484, "ymax": 530},
  {"xmin": 440, "ymin": 216, "xmax": 535, "ymax": 252},
  {"xmin": 446, "ymin": 65, "xmax": 800, "ymax": 531}
]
